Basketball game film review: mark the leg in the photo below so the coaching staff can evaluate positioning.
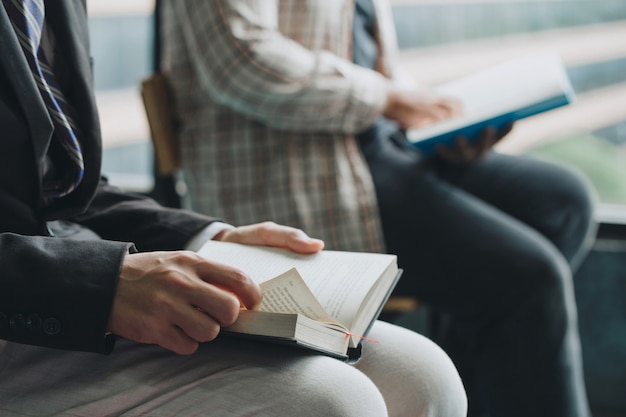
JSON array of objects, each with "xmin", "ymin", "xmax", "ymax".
[
  {"xmin": 360, "ymin": 136, "xmax": 592, "ymax": 417},
  {"xmin": 0, "ymin": 338, "xmax": 385, "ymax": 417},
  {"xmin": 435, "ymin": 152, "xmax": 597, "ymax": 271},
  {"xmin": 0, "ymin": 321, "xmax": 466, "ymax": 417},
  {"xmin": 356, "ymin": 321, "xmax": 467, "ymax": 417},
  {"xmin": 431, "ymin": 153, "xmax": 595, "ymax": 417}
]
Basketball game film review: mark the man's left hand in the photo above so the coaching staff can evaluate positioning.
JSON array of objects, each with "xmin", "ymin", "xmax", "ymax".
[{"xmin": 214, "ymin": 221, "xmax": 325, "ymax": 254}]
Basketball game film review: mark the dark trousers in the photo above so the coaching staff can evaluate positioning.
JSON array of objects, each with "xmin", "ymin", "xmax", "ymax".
[{"xmin": 359, "ymin": 131, "xmax": 596, "ymax": 417}]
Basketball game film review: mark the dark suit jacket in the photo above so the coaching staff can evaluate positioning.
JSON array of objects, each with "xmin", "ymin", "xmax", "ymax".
[{"xmin": 0, "ymin": 0, "xmax": 216, "ymax": 353}]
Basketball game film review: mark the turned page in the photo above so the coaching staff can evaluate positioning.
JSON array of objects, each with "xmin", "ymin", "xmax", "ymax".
[
  {"xmin": 197, "ymin": 241, "xmax": 396, "ymax": 329},
  {"xmin": 258, "ymin": 268, "xmax": 340, "ymax": 326}
]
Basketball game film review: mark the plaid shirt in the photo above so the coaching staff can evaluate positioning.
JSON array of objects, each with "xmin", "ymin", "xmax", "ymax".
[{"xmin": 161, "ymin": 0, "xmax": 405, "ymax": 253}]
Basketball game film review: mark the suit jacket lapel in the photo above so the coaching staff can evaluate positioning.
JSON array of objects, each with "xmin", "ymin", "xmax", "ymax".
[
  {"xmin": 1, "ymin": 0, "xmax": 102, "ymax": 218},
  {"xmin": 0, "ymin": 4, "xmax": 53, "ymax": 189}
]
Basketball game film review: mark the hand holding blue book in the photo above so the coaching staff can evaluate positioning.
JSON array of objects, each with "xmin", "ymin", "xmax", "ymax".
[{"xmin": 406, "ymin": 51, "xmax": 576, "ymax": 155}]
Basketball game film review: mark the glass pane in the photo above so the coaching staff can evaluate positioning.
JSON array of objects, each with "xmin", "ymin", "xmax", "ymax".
[
  {"xmin": 392, "ymin": 0, "xmax": 626, "ymax": 211},
  {"xmin": 87, "ymin": 0, "xmax": 155, "ymax": 192}
]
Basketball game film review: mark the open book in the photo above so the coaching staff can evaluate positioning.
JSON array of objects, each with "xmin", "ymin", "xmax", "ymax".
[
  {"xmin": 406, "ymin": 51, "xmax": 576, "ymax": 155},
  {"xmin": 197, "ymin": 241, "xmax": 401, "ymax": 361}
]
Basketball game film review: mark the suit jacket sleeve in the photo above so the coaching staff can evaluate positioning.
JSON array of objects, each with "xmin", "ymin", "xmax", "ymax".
[
  {"xmin": 0, "ymin": 179, "xmax": 219, "ymax": 354},
  {"xmin": 70, "ymin": 177, "xmax": 218, "ymax": 252},
  {"xmin": 0, "ymin": 232, "xmax": 132, "ymax": 354}
]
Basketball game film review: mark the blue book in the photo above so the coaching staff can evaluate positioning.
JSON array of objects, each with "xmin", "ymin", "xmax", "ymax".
[{"xmin": 406, "ymin": 51, "xmax": 576, "ymax": 156}]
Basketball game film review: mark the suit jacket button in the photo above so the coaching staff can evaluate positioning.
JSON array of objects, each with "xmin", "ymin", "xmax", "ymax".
[
  {"xmin": 26, "ymin": 314, "xmax": 42, "ymax": 331},
  {"xmin": 10, "ymin": 314, "xmax": 25, "ymax": 330},
  {"xmin": 0, "ymin": 312, "xmax": 7, "ymax": 329},
  {"xmin": 43, "ymin": 318, "xmax": 61, "ymax": 335}
]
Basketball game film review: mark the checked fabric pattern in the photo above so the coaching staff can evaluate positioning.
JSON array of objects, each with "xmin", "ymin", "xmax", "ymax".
[{"xmin": 3, "ymin": 0, "xmax": 84, "ymax": 199}]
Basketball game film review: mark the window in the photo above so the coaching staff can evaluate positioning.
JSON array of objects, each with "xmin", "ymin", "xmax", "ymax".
[
  {"xmin": 392, "ymin": 0, "xmax": 626, "ymax": 220},
  {"xmin": 88, "ymin": 0, "xmax": 155, "ymax": 192}
]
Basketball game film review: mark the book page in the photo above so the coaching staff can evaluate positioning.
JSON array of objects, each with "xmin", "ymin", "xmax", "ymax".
[
  {"xmin": 259, "ymin": 268, "xmax": 340, "ymax": 326},
  {"xmin": 407, "ymin": 51, "xmax": 574, "ymax": 144},
  {"xmin": 197, "ymin": 241, "xmax": 396, "ymax": 328},
  {"xmin": 435, "ymin": 51, "xmax": 570, "ymax": 116}
]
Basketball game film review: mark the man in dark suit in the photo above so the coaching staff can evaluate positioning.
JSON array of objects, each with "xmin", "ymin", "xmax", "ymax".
[
  {"xmin": 0, "ymin": 1, "xmax": 468, "ymax": 416},
  {"xmin": 0, "ymin": 0, "xmax": 326, "ymax": 357}
]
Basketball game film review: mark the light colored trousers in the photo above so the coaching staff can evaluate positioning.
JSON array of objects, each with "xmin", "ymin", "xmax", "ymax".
[{"xmin": 0, "ymin": 321, "xmax": 466, "ymax": 417}]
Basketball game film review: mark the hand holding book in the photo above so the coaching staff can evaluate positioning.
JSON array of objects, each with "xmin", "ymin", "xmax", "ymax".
[
  {"xmin": 434, "ymin": 122, "xmax": 514, "ymax": 164},
  {"xmin": 382, "ymin": 88, "xmax": 462, "ymax": 130},
  {"xmin": 197, "ymin": 240, "xmax": 402, "ymax": 361},
  {"xmin": 405, "ymin": 51, "xmax": 575, "ymax": 156}
]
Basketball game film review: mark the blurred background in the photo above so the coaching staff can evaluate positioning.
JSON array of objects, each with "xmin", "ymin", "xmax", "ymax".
[{"xmin": 87, "ymin": 1, "xmax": 626, "ymax": 415}]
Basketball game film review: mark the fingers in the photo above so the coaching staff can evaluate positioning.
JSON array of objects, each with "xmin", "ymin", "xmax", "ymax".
[
  {"xmin": 436, "ymin": 122, "xmax": 513, "ymax": 164},
  {"xmin": 148, "ymin": 261, "xmax": 247, "ymax": 348},
  {"xmin": 499, "ymin": 122, "xmax": 514, "ymax": 139},
  {"xmin": 384, "ymin": 89, "xmax": 462, "ymax": 129},
  {"xmin": 149, "ymin": 315, "xmax": 218, "ymax": 356},
  {"xmin": 191, "ymin": 258, "xmax": 262, "ymax": 312},
  {"xmin": 257, "ymin": 222, "xmax": 325, "ymax": 254},
  {"xmin": 435, "ymin": 136, "xmax": 473, "ymax": 164},
  {"xmin": 156, "ymin": 324, "xmax": 201, "ymax": 356},
  {"xmin": 421, "ymin": 104, "xmax": 450, "ymax": 123},
  {"xmin": 217, "ymin": 221, "xmax": 324, "ymax": 254},
  {"xmin": 109, "ymin": 251, "xmax": 262, "ymax": 355},
  {"xmin": 476, "ymin": 123, "xmax": 513, "ymax": 156},
  {"xmin": 476, "ymin": 126, "xmax": 498, "ymax": 157},
  {"xmin": 414, "ymin": 97, "xmax": 461, "ymax": 128},
  {"xmin": 172, "ymin": 304, "xmax": 222, "ymax": 345},
  {"xmin": 434, "ymin": 96, "xmax": 463, "ymax": 118}
]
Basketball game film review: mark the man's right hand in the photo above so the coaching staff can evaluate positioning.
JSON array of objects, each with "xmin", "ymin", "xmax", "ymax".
[{"xmin": 106, "ymin": 251, "xmax": 262, "ymax": 355}]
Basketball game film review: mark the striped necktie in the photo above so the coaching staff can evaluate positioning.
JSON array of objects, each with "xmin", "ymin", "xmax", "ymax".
[{"xmin": 3, "ymin": 0, "xmax": 84, "ymax": 199}]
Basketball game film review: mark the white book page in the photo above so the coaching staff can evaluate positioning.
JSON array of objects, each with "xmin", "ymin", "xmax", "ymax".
[
  {"xmin": 407, "ymin": 51, "xmax": 572, "ymax": 142},
  {"xmin": 259, "ymin": 268, "xmax": 341, "ymax": 326},
  {"xmin": 197, "ymin": 241, "xmax": 396, "ymax": 328},
  {"xmin": 438, "ymin": 51, "xmax": 567, "ymax": 114}
]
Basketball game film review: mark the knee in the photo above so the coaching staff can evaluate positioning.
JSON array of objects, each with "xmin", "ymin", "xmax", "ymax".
[
  {"xmin": 359, "ymin": 322, "xmax": 468, "ymax": 417},
  {"xmin": 285, "ymin": 357, "xmax": 388, "ymax": 417},
  {"xmin": 409, "ymin": 335, "xmax": 468, "ymax": 417},
  {"xmin": 559, "ymin": 166, "xmax": 596, "ymax": 218},
  {"xmin": 549, "ymin": 166, "xmax": 597, "ymax": 258},
  {"xmin": 511, "ymin": 245, "xmax": 576, "ymax": 322}
]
